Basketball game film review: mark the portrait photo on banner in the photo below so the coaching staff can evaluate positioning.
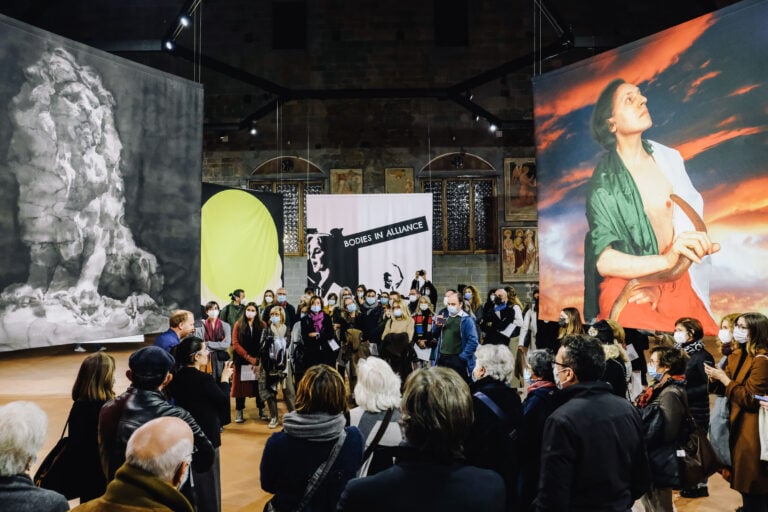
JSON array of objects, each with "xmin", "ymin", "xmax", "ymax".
[
  {"xmin": 305, "ymin": 194, "xmax": 433, "ymax": 300},
  {"xmin": 533, "ymin": 0, "xmax": 768, "ymax": 335}
]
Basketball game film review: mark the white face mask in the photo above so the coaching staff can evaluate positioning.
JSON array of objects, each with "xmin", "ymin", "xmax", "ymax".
[
  {"xmin": 718, "ymin": 328, "xmax": 733, "ymax": 344},
  {"xmin": 245, "ymin": 311, "xmax": 257, "ymax": 319},
  {"xmin": 419, "ymin": 303, "xmax": 429, "ymax": 311},
  {"xmin": 208, "ymin": 309, "xmax": 219, "ymax": 319},
  {"xmin": 673, "ymin": 330, "xmax": 688, "ymax": 346},
  {"xmin": 264, "ymin": 296, "xmax": 273, "ymax": 304},
  {"xmin": 733, "ymin": 326, "xmax": 748, "ymax": 344},
  {"xmin": 409, "ymin": 294, "xmax": 417, "ymax": 302},
  {"xmin": 393, "ymin": 308, "xmax": 403, "ymax": 318},
  {"xmin": 328, "ymin": 299, "xmax": 336, "ymax": 306},
  {"xmin": 553, "ymin": 367, "xmax": 563, "ymax": 390}
]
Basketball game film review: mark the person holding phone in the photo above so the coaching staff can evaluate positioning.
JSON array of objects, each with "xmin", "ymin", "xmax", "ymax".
[
  {"xmin": 169, "ymin": 337, "xmax": 233, "ymax": 512},
  {"xmin": 704, "ymin": 312, "xmax": 768, "ymax": 511}
]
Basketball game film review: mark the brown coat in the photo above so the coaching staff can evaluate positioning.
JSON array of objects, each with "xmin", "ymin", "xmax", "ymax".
[{"xmin": 725, "ymin": 350, "xmax": 768, "ymax": 494}]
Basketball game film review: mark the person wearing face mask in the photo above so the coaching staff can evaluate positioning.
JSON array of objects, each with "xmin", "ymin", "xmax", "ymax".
[
  {"xmin": 708, "ymin": 312, "xmax": 741, "ymax": 469},
  {"xmin": 535, "ymin": 334, "xmax": 650, "ymax": 512},
  {"xmin": 338, "ymin": 295, "xmax": 365, "ymax": 400},
  {"xmin": 380, "ymin": 299, "xmax": 416, "ymax": 385},
  {"xmin": 481, "ymin": 289, "xmax": 519, "ymax": 347},
  {"xmin": 519, "ymin": 349, "xmax": 559, "ymax": 512},
  {"xmin": 705, "ymin": 313, "xmax": 768, "ymax": 511},
  {"xmin": 272, "ymin": 288, "xmax": 297, "ymax": 329},
  {"xmin": 301, "ymin": 295, "xmax": 338, "ymax": 372},
  {"xmin": 72, "ymin": 417, "xmax": 196, "ymax": 512},
  {"xmin": 259, "ymin": 290, "xmax": 276, "ymax": 324},
  {"xmin": 406, "ymin": 288, "xmax": 420, "ymax": 316},
  {"xmin": 671, "ymin": 317, "xmax": 715, "ymax": 498},
  {"xmin": 259, "ymin": 306, "xmax": 291, "ymax": 428},
  {"xmin": 464, "ymin": 344, "xmax": 523, "ymax": 512},
  {"xmin": 434, "ymin": 291, "xmax": 479, "ymax": 382},
  {"xmin": 360, "ymin": 290, "xmax": 385, "ymax": 351},
  {"xmin": 553, "ymin": 307, "xmax": 584, "ymax": 352},
  {"xmin": 412, "ymin": 296, "xmax": 435, "ymax": 368},
  {"xmin": 462, "ymin": 285, "xmax": 482, "ymax": 320},
  {"xmin": 634, "ymin": 346, "xmax": 689, "ymax": 512},
  {"xmin": 220, "ymin": 289, "xmax": 247, "ymax": 329},
  {"xmin": 231, "ymin": 302, "xmax": 267, "ymax": 423},
  {"xmin": 200, "ymin": 301, "xmax": 232, "ymax": 383},
  {"xmin": 410, "ymin": 270, "xmax": 437, "ymax": 307},
  {"xmin": 355, "ymin": 285, "xmax": 368, "ymax": 308}
]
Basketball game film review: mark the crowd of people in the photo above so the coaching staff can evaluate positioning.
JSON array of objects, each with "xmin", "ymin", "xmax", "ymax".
[{"xmin": 1, "ymin": 279, "xmax": 767, "ymax": 512}]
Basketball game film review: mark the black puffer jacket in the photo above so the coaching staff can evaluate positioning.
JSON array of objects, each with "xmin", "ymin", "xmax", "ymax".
[
  {"xmin": 99, "ymin": 387, "xmax": 215, "ymax": 480},
  {"xmin": 682, "ymin": 341, "xmax": 715, "ymax": 428}
]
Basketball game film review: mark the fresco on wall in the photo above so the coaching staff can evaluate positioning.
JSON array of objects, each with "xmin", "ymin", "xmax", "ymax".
[
  {"xmin": 0, "ymin": 15, "xmax": 202, "ymax": 351},
  {"xmin": 533, "ymin": 0, "xmax": 768, "ymax": 334}
]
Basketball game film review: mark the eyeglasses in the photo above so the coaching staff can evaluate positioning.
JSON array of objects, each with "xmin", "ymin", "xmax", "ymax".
[{"xmin": 552, "ymin": 361, "xmax": 571, "ymax": 374}]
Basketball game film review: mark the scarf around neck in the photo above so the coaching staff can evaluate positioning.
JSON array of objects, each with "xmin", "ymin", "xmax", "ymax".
[
  {"xmin": 310, "ymin": 310, "xmax": 325, "ymax": 333},
  {"xmin": 204, "ymin": 318, "xmax": 225, "ymax": 342},
  {"xmin": 282, "ymin": 412, "xmax": 346, "ymax": 441},
  {"xmin": 681, "ymin": 339, "xmax": 705, "ymax": 354},
  {"xmin": 635, "ymin": 373, "xmax": 686, "ymax": 409}
]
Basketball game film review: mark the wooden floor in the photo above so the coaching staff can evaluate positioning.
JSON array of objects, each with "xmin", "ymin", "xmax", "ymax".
[{"xmin": 0, "ymin": 342, "xmax": 742, "ymax": 511}]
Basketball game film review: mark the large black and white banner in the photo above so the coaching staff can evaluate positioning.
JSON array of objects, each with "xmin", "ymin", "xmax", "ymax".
[
  {"xmin": 306, "ymin": 194, "xmax": 432, "ymax": 299},
  {"xmin": 0, "ymin": 15, "xmax": 202, "ymax": 351}
]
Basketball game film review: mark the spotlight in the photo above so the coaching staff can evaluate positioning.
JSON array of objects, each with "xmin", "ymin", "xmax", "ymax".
[
  {"xmin": 179, "ymin": 16, "xmax": 190, "ymax": 27},
  {"xmin": 468, "ymin": 93, "xmax": 474, "ymax": 101},
  {"xmin": 489, "ymin": 123, "xmax": 497, "ymax": 133},
  {"xmin": 164, "ymin": 40, "xmax": 175, "ymax": 51},
  {"xmin": 250, "ymin": 127, "xmax": 258, "ymax": 136},
  {"xmin": 474, "ymin": 115, "xmax": 480, "ymax": 123}
]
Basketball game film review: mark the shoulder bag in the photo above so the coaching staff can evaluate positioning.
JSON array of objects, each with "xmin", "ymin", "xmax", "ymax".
[
  {"xmin": 264, "ymin": 429, "xmax": 348, "ymax": 512},
  {"xmin": 34, "ymin": 420, "xmax": 76, "ymax": 499}
]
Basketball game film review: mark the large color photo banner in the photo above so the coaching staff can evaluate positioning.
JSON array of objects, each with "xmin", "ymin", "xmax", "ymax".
[
  {"xmin": 306, "ymin": 194, "xmax": 433, "ymax": 299},
  {"xmin": 533, "ymin": 0, "xmax": 768, "ymax": 335},
  {"xmin": 0, "ymin": 15, "xmax": 203, "ymax": 351}
]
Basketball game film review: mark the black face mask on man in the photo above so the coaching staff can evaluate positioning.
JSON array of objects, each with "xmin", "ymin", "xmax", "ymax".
[{"xmin": 493, "ymin": 296, "xmax": 503, "ymax": 305}]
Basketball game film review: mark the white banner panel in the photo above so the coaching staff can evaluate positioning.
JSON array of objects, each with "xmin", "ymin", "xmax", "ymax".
[{"xmin": 306, "ymin": 194, "xmax": 432, "ymax": 299}]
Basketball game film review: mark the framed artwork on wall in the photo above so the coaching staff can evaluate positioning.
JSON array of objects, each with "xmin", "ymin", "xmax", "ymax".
[
  {"xmin": 330, "ymin": 169, "xmax": 363, "ymax": 194},
  {"xmin": 504, "ymin": 157, "xmax": 537, "ymax": 221},
  {"xmin": 500, "ymin": 226, "xmax": 539, "ymax": 282},
  {"xmin": 384, "ymin": 167, "xmax": 414, "ymax": 193}
]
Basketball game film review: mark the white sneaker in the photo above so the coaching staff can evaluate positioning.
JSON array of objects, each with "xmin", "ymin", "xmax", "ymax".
[
  {"xmin": 268, "ymin": 417, "xmax": 279, "ymax": 429},
  {"xmin": 74, "ymin": 346, "xmax": 86, "ymax": 353}
]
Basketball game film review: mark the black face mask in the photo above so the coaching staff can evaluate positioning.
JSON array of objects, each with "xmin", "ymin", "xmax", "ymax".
[
  {"xmin": 558, "ymin": 318, "xmax": 567, "ymax": 327},
  {"xmin": 493, "ymin": 296, "xmax": 503, "ymax": 305}
]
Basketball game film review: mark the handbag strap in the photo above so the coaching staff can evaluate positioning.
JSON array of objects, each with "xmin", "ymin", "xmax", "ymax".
[
  {"xmin": 292, "ymin": 429, "xmax": 347, "ymax": 512},
  {"xmin": 473, "ymin": 391, "xmax": 510, "ymax": 424},
  {"xmin": 362, "ymin": 409, "xmax": 395, "ymax": 462}
]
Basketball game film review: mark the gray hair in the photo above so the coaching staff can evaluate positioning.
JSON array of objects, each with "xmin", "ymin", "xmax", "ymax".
[
  {"xmin": 353, "ymin": 357, "xmax": 402, "ymax": 412},
  {"xmin": 0, "ymin": 401, "xmax": 48, "ymax": 476},
  {"xmin": 474, "ymin": 344, "xmax": 515, "ymax": 385},
  {"xmin": 527, "ymin": 349, "xmax": 555, "ymax": 382},
  {"xmin": 125, "ymin": 424, "xmax": 193, "ymax": 482}
]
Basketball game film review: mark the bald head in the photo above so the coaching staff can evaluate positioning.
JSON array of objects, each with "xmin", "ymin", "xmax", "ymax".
[
  {"xmin": 125, "ymin": 417, "xmax": 193, "ymax": 485},
  {"xmin": 495, "ymin": 289, "xmax": 508, "ymax": 302}
]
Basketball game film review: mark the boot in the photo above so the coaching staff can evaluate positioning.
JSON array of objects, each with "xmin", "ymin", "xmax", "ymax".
[{"xmin": 235, "ymin": 410, "xmax": 244, "ymax": 423}]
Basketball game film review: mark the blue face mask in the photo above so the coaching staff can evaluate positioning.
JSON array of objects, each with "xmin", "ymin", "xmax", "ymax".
[
  {"xmin": 380, "ymin": 297, "xmax": 388, "ymax": 305},
  {"xmin": 270, "ymin": 316, "xmax": 280, "ymax": 324},
  {"xmin": 366, "ymin": 297, "xmax": 376, "ymax": 305},
  {"xmin": 464, "ymin": 292, "xmax": 472, "ymax": 300},
  {"xmin": 277, "ymin": 294, "xmax": 286, "ymax": 303},
  {"xmin": 346, "ymin": 303, "xmax": 357, "ymax": 313},
  {"xmin": 310, "ymin": 305, "xmax": 321, "ymax": 313},
  {"xmin": 447, "ymin": 305, "xmax": 459, "ymax": 316},
  {"xmin": 646, "ymin": 364, "xmax": 663, "ymax": 382}
]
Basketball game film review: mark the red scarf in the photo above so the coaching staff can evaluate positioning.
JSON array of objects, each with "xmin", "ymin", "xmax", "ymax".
[
  {"xmin": 526, "ymin": 379, "xmax": 556, "ymax": 395},
  {"xmin": 635, "ymin": 373, "xmax": 686, "ymax": 409},
  {"xmin": 204, "ymin": 318, "xmax": 225, "ymax": 342}
]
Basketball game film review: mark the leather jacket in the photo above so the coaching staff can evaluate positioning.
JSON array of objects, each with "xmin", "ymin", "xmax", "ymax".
[{"xmin": 99, "ymin": 387, "xmax": 215, "ymax": 480}]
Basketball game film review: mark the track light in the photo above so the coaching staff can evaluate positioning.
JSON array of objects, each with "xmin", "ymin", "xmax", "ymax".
[
  {"xmin": 489, "ymin": 123, "xmax": 497, "ymax": 133},
  {"xmin": 474, "ymin": 115, "xmax": 480, "ymax": 123},
  {"xmin": 179, "ymin": 16, "xmax": 190, "ymax": 27},
  {"xmin": 250, "ymin": 126, "xmax": 258, "ymax": 136},
  {"xmin": 164, "ymin": 40, "xmax": 175, "ymax": 51}
]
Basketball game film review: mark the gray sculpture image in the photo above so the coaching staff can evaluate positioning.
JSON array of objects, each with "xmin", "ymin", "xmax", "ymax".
[{"xmin": 0, "ymin": 47, "xmax": 169, "ymax": 350}]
